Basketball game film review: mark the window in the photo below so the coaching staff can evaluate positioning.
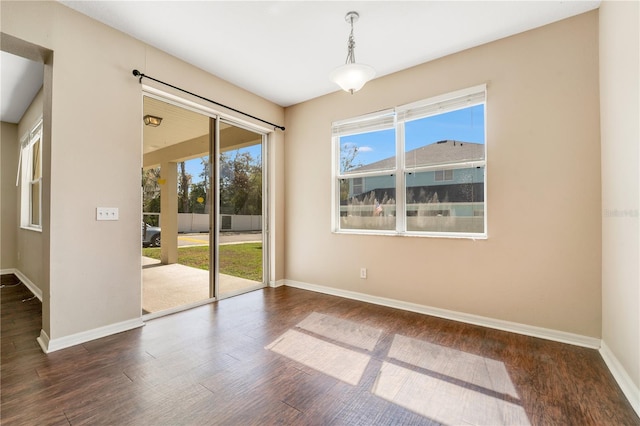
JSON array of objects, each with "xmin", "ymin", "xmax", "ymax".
[
  {"xmin": 332, "ymin": 86, "xmax": 486, "ymax": 237},
  {"xmin": 434, "ymin": 169, "xmax": 454, "ymax": 182},
  {"xmin": 20, "ymin": 119, "xmax": 43, "ymax": 230},
  {"xmin": 352, "ymin": 177, "xmax": 364, "ymax": 195}
]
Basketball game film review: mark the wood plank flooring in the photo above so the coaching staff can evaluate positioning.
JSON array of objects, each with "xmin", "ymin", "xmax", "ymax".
[{"xmin": 1, "ymin": 274, "xmax": 638, "ymax": 425}]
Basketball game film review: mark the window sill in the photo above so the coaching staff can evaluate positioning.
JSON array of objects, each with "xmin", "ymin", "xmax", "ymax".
[
  {"xmin": 20, "ymin": 225, "xmax": 43, "ymax": 233},
  {"xmin": 333, "ymin": 229, "xmax": 487, "ymax": 240}
]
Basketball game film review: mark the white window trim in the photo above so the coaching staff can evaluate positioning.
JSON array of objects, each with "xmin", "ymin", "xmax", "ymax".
[
  {"xmin": 19, "ymin": 118, "xmax": 43, "ymax": 232},
  {"xmin": 332, "ymin": 85, "xmax": 487, "ymax": 239}
]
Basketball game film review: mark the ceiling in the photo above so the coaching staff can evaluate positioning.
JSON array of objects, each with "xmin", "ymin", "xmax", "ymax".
[
  {"xmin": 143, "ymin": 96, "xmax": 261, "ymax": 158},
  {"xmin": 0, "ymin": 51, "xmax": 44, "ymax": 123},
  {"xmin": 2, "ymin": 1, "xmax": 600, "ymax": 124},
  {"xmin": 143, "ymin": 96, "xmax": 210, "ymax": 154}
]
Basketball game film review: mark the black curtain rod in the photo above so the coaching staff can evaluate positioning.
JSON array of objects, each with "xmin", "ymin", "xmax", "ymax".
[{"xmin": 132, "ymin": 69, "xmax": 285, "ymax": 131}]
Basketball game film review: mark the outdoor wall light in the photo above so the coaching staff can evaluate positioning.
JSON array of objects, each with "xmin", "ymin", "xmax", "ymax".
[
  {"xmin": 143, "ymin": 114, "xmax": 163, "ymax": 127},
  {"xmin": 330, "ymin": 11, "xmax": 376, "ymax": 94}
]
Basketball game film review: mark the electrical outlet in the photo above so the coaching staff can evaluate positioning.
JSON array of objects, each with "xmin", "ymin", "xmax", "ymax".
[
  {"xmin": 96, "ymin": 207, "xmax": 119, "ymax": 221},
  {"xmin": 360, "ymin": 268, "xmax": 367, "ymax": 279}
]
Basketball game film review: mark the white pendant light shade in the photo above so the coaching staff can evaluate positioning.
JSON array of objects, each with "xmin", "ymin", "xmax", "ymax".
[
  {"xmin": 330, "ymin": 63, "xmax": 376, "ymax": 94},
  {"xmin": 331, "ymin": 11, "xmax": 375, "ymax": 94}
]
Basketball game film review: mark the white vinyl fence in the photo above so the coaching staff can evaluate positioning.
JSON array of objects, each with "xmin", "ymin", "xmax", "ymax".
[{"xmin": 177, "ymin": 213, "xmax": 262, "ymax": 233}]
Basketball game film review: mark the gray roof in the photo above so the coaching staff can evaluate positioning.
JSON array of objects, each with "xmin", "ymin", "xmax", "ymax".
[{"xmin": 354, "ymin": 140, "xmax": 484, "ymax": 172}]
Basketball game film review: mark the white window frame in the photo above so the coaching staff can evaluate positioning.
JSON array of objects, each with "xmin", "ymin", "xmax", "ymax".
[
  {"xmin": 19, "ymin": 118, "xmax": 43, "ymax": 231},
  {"xmin": 332, "ymin": 85, "xmax": 487, "ymax": 238}
]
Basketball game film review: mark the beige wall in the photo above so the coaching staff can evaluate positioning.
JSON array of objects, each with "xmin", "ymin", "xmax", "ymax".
[
  {"xmin": 1, "ymin": 122, "xmax": 19, "ymax": 270},
  {"xmin": 15, "ymin": 89, "xmax": 45, "ymax": 288},
  {"xmin": 1, "ymin": 1, "xmax": 285, "ymax": 344},
  {"xmin": 599, "ymin": 0, "xmax": 640, "ymax": 398},
  {"xmin": 0, "ymin": 88, "xmax": 45, "ymax": 281},
  {"xmin": 284, "ymin": 12, "xmax": 601, "ymax": 337}
]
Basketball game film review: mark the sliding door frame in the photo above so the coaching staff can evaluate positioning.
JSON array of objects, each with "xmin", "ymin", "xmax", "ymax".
[
  {"xmin": 141, "ymin": 86, "xmax": 270, "ymax": 316},
  {"xmin": 210, "ymin": 116, "xmax": 219, "ymax": 299},
  {"xmin": 215, "ymin": 117, "xmax": 269, "ymax": 299}
]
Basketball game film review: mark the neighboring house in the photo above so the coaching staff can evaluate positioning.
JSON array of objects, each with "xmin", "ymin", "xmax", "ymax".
[{"xmin": 345, "ymin": 140, "xmax": 485, "ymax": 217}]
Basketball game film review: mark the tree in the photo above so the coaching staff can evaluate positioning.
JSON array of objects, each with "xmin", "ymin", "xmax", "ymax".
[
  {"xmin": 230, "ymin": 152, "xmax": 252, "ymax": 214},
  {"xmin": 219, "ymin": 152, "xmax": 233, "ymax": 214},
  {"xmin": 189, "ymin": 181, "xmax": 207, "ymax": 214},
  {"xmin": 340, "ymin": 143, "xmax": 362, "ymax": 173},
  {"xmin": 199, "ymin": 156, "xmax": 211, "ymax": 214},
  {"xmin": 246, "ymin": 160, "xmax": 262, "ymax": 215},
  {"xmin": 340, "ymin": 143, "xmax": 362, "ymax": 202},
  {"xmin": 142, "ymin": 167, "xmax": 161, "ymax": 225},
  {"xmin": 218, "ymin": 149, "xmax": 262, "ymax": 215},
  {"xmin": 178, "ymin": 161, "xmax": 191, "ymax": 213}
]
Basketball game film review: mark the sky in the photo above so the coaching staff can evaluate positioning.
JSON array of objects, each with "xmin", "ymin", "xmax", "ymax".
[{"xmin": 340, "ymin": 104, "xmax": 485, "ymax": 171}]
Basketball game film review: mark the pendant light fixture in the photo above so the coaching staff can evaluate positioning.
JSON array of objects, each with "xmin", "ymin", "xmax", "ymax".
[{"xmin": 330, "ymin": 11, "xmax": 376, "ymax": 94}]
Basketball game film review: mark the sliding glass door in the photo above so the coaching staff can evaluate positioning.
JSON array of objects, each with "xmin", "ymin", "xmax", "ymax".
[
  {"xmin": 215, "ymin": 119, "xmax": 267, "ymax": 299},
  {"xmin": 142, "ymin": 95, "xmax": 267, "ymax": 317},
  {"xmin": 141, "ymin": 96, "xmax": 213, "ymax": 315}
]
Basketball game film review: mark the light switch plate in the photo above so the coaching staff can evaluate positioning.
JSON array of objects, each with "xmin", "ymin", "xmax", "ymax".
[{"xmin": 96, "ymin": 207, "xmax": 119, "ymax": 221}]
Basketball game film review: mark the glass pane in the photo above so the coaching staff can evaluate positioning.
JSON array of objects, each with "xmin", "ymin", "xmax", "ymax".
[
  {"xmin": 142, "ymin": 167, "xmax": 161, "ymax": 227},
  {"xmin": 31, "ymin": 181, "xmax": 40, "ymax": 226},
  {"xmin": 179, "ymin": 157, "xmax": 211, "ymax": 214},
  {"xmin": 219, "ymin": 147, "xmax": 262, "ymax": 216},
  {"xmin": 406, "ymin": 167, "xmax": 484, "ymax": 233},
  {"xmin": 405, "ymin": 105, "xmax": 485, "ymax": 168},
  {"xmin": 339, "ymin": 128, "xmax": 396, "ymax": 174},
  {"xmin": 141, "ymin": 96, "xmax": 212, "ymax": 315},
  {"xmin": 218, "ymin": 125, "xmax": 265, "ymax": 299},
  {"xmin": 339, "ymin": 175, "xmax": 396, "ymax": 231},
  {"xmin": 31, "ymin": 139, "xmax": 41, "ymax": 180}
]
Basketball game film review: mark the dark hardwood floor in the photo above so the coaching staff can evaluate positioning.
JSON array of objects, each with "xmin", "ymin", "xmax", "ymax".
[{"xmin": 1, "ymin": 274, "xmax": 638, "ymax": 425}]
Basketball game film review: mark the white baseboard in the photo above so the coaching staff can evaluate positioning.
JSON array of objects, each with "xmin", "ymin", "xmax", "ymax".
[
  {"xmin": 37, "ymin": 318, "xmax": 145, "ymax": 353},
  {"xmin": 269, "ymin": 279, "xmax": 285, "ymax": 288},
  {"xmin": 600, "ymin": 341, "xmax": 640, "ymax": 417},
  {"xmin": 36, "ymin": 329, "xmax": 50, "ymax": 353},
  {"xmin": 1, "ymin": 268, "xmax": 42, "ymax": 301},
  {"xmin": 284, "ymin": 279, "xmax": 601, "ymax": 349}
]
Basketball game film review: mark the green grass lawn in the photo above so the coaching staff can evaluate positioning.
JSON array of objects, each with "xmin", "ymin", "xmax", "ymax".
[{"xmin": 142, "ymin": 243, "xmax": 262, "ymax": 281}]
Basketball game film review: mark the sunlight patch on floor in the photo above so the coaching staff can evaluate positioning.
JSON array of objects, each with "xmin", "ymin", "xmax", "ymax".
[
  {"xmin": 373, "ymin": 335, "xmax": 530, "ymax": 425},
  {"xmin": 388, "ymin": 334, "xmax": 519, "ymax": 399},
  {"xmin": 296, "ymin": 312, "xmax": 382, "ymax": 351},
  {"xmin": 266, "ymin": 313, "xmax": 530, "ymax": 425},
  {"xmin": 265, "ymin": 329, "xmax": 370, "ymax": 386}
]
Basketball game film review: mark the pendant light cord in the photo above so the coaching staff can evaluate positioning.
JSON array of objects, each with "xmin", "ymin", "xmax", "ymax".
[
  {"xmin": 132, "ymin": 70, "xmax": 285, "ymax": 131},
  {"xmin": 345, "ymin": 16, "xmax": 356, "ymax": 64}
]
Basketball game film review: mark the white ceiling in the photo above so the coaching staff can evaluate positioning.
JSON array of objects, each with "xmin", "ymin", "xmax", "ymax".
[
  {"xmin": 2, "ymin": 1, "xmax": 600, "ymax": 124},
  {"xmin": 0, "ymin": 51, "xmax": 44, "ymax": 123},
  {"xmin": 59, "ymin": 1, "xmax": 599, "ymax": 107}
]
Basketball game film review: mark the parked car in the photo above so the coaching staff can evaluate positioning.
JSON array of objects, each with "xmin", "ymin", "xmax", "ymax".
[{"xmin": 142, "ymin": 222, "xmax": 161, "ymax": 247}]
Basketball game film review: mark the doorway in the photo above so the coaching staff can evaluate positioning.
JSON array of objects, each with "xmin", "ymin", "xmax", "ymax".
[{"xmin": 141, "ymin": 96, "xmax": 267, "ymax": 316}]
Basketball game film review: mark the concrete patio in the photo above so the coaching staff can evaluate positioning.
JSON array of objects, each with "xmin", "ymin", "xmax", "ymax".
[{"xmin": 142, "ymin": 256, "xmax": 263, "ymax": 314}]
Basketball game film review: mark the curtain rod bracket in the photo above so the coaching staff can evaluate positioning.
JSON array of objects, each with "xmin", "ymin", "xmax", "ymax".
[
  {"xmin": 132, "ymin": 69, "xmax": 144, "ymax": 84},
  {"xmin": 131, "ymin": 69, "xmax": 285, "ymax": 131}
]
